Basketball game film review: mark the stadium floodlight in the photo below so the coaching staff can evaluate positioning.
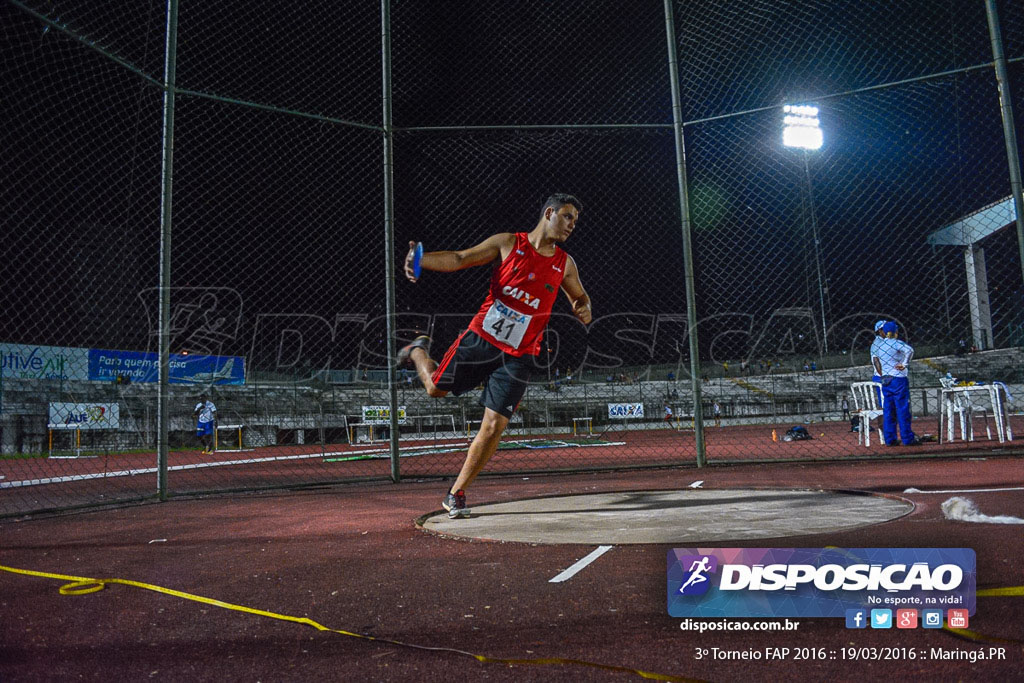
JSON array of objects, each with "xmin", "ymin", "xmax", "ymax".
[
  {"xmin": 782, "ymin": 104, "xmax": 823, "ymax": 150},
  {"xmin": 783, "ymin": 103, "xmax": 830, "ymax": 354}
]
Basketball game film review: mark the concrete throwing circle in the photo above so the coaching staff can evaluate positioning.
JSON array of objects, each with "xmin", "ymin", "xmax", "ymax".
[{"xmin": 421, "ymin": 489, "xmax": 913, "ymax": 544}]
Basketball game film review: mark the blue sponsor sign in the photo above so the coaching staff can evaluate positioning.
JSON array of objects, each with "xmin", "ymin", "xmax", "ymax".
[
  {"xmin": 668, "ymin": 548, "xmax": 975, "ymax": 618},
  {"xmin": 608, "ymin": 403, "xmax": 645, "ymax": 419},
  {"xmin": 88, "ymin": 349, "xmax": 245, "ymax": 385}
]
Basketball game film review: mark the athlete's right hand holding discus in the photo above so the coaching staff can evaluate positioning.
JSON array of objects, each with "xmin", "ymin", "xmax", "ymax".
[
  {"xmin": 403, "ymin": 233, "xmax": 518, "ymax": 284},
  {"xmin": 404, "ymin": 241, "xmax": 422, "ymax": 282}
]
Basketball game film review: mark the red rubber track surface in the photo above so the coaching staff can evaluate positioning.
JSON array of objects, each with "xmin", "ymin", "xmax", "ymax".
[
  {"xmin": 2, "ymin": 454, "xmax": 1022, "ymax": 681},
  {"xmin": 5, "ymin": 415, "xmax": 1023, "ymax": 495}
]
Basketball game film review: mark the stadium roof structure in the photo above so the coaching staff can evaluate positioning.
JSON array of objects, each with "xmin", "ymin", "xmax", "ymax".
[
  {"xmin": 927, "ymin": 195, "xmax": 1019, "ymax": 350},
  {"xmin": 927, "ymin": 196, "xmax": 1017, "ymax": 247}
]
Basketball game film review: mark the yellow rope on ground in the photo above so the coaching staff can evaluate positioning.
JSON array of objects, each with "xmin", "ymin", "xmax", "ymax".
[
  {"xmin": 6, "ymin": 562, "xmax": 1019, "ymax": 667},
  {"xmin": 942, "ymin": 585, "xmax": 1024, "ymax": 645},
  {"xmin": 977, "ymin": 586, "xmax": 1024, "ymax": 597},
  {"xmin": 0, "ymin": 563, "xmax": 701, "ymax": 682}
]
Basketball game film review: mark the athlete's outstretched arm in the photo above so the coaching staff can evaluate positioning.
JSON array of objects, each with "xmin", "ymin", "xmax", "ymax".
[
  {"xmin": 560, "ymin": 255, "xmax": 591, "ymax": 324},
  {"xmin": 403, "ymin": 234, "xmax": 514, "ymax": 282}
]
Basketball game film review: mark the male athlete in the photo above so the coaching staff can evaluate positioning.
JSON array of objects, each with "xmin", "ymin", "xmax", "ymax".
[{"xmin": 399, "ymin": 194, "xmax": 591, "ymax": 518}]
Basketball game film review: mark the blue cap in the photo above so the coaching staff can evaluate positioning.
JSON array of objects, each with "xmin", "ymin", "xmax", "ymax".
[
  {"xmin": 882, "ymin": 321, "xmax": 898, "ymax": 334},
  {"xmin": 874, "ymin": 320, "xmax": 887, "ymax": 332}
]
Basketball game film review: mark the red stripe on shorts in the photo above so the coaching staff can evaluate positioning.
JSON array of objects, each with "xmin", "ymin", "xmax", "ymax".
[{"xmin": 430, "ymin": 329, "xmax": 469, "ymax": 385}]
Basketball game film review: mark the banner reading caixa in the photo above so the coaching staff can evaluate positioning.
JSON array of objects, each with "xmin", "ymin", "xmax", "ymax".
[
  {"xmin": 668, "ymin": 548, "xmax": 975, "ymax": 618},
  {"xmin": 608, "ymin": 403, "xmax": 644, "ymax": 419}
]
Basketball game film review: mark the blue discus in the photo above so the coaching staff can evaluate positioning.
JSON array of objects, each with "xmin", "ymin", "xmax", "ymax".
[{"xmin": 413, "ymin": 242, "xmax": 423, "ymax": 278}]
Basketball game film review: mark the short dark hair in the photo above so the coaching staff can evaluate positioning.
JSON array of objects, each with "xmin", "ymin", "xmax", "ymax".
[{"xmin": 540, "ymin": 193, "xmax": 582, "ymax": 218}]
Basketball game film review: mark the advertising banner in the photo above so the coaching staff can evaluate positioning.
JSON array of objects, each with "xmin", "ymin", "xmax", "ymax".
[
  {"xmin": 88, "ymin": 350, "xmax": 245, "ymax": 385},
  {"xmin": 1, "ymin": 343, "xmax": 89, "ymax": 381},
  {"xmin": 48, "ymin": 402, "xmax": 120, "ymax": 430},
  {"xmin": 608, "ymin": 403, "xmax": 645, "ymax": 419},
  {"xmin": 362, "ymin": 405, "xmax": 407, "ymax": 425}
]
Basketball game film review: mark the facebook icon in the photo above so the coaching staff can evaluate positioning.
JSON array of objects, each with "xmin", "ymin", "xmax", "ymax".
[{"xmin": 845, "ymin": 609, "xmax": 868, "ymax": 629}]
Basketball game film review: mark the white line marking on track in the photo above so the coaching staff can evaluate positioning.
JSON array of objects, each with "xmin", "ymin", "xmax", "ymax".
[
  {"xmin": 549, "ymin": 545, "xmax": 612, "ymax": 583},
  {"xmin": 1, "ymin": 439, "xmax": 631, "ymax": 489},
  {"xmin": 903, "ymin": 486, "xmax": 1024, "ymax": 494},
  {"xmin": 0, "ymin": 451, "xmax": 337, "ymax": 488},
  {"xmin": 689, "ymin": 480, "xmax": 703, "ymax": 489}
]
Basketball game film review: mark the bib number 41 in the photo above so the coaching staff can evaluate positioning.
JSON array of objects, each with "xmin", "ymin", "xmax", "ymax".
[
  {"xmin": 490, "ymin": 318, "xmax": 516, "ymax": 340},
  {"xmin": 481, "ymin": 300, "xmax": 531, "ymax": 349}
]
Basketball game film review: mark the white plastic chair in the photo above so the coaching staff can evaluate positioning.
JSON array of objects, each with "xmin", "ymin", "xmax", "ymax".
[
  {"xmin": 850, "ymin": 381, "xmax": 884, "ymax": 446},
  {"xmin": 954, "ymin": 391, "xmax": 991, "ymax": 441}
]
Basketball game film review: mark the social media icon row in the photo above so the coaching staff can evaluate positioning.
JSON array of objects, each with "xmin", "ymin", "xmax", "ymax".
[{"xmin": 845, "ymin": 609, "xmax": 968, "ymax": 629}]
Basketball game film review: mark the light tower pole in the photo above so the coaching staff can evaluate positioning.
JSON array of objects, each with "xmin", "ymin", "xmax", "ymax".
[{"xmin": 783, "ymin": 104, "xmax": 829, "ymax": 355}]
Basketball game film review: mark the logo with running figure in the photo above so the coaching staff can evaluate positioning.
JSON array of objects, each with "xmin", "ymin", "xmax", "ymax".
[{"xmin": 677, "ymin": 554, "xmax": 718, "ymax": 595}]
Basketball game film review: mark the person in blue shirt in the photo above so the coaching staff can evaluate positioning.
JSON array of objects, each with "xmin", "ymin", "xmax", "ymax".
[
  {"xmin": 869, "ymin": 320, "xmax": 887, "ymax": 405},
  {"xmin": 871, "ymin": 322, "xmax": 921, "ymax": 446},
  {"xmin": 193, "ymin": 394, "xmax": 217, "ymax": 455}
]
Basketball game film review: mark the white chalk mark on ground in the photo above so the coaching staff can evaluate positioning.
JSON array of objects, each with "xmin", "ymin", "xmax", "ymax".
[
  {"xmin": 904, "ymin": 486, "xmax": 1024, "ymax": 494},
  {"xmin": 941, "ymin": 497, "xmax": 1024, "ymax": 524},
  {"xmin": 549, "ymin": 545, "xmax": 613, "ymax": 583}
]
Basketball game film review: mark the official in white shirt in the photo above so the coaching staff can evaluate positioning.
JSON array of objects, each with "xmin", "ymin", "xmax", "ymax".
[{"xmin": 871, "ymin": 322, "xmax": 920, "ymax": 446}]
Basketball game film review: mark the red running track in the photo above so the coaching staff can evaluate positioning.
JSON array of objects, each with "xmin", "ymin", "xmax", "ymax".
[
  {"xmin": 1, "ymin": 454, "xmax": 1023, "ymax": 681},
  {"xmin": 3, "ymin": 416, "xmax": 1022, "ymax": 495}
]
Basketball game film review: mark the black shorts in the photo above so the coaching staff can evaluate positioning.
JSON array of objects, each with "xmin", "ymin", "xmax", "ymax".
[{"xmin": 431, "ymin": 330, "xmax": 533, "ymax": 419}]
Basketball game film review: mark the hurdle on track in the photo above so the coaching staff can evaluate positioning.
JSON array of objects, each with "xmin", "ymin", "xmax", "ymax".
[
  {"xmin": 47, "ymin": 424, "xmax": 87, "ymax": 458},
  {"xmin": 571, "ymin": 417, "xmax": 593, "ymax": 436},
  {"xmin": 352, "ymin": 414, "xmax": 458, "ymax": 443},
  {"xmin": 675, "ymin": 409, "xmax": 694, "ymax": 431},
  {"xmin": 213, "ymin": 424, "xmax": 246, "ymax": 452},
  {"xmin": 349, "ymin": 423, "xmax": 387, "ymax": 444},
  {"xmin": 406, "ymin": 414, "xmax": 458, "ymax": 440}
]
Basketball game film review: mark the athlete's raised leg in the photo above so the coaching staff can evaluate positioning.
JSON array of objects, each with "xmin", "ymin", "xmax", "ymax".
[{"xmin": 398, "ymin": 336, "xmax": 447, "ymax": 398}]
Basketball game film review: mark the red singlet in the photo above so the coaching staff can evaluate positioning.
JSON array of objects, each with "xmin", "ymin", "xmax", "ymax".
[{"xmin": 468, "ymin": 232, "xmax": 568, "ymax": 357}]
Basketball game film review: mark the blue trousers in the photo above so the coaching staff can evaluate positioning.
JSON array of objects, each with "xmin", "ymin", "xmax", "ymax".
[{"xmin": 881, "ymin": 376, "xmax": 915, "ymax": 445}]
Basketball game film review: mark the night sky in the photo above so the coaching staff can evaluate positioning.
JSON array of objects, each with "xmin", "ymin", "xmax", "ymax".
[{"xmin": 3, "ymin": 0, "xmax": 1023, "ymax": 376}]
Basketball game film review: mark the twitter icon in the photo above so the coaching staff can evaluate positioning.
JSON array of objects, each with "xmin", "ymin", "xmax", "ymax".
[{"xmin": 870, "ymin": 609, "xmax": 892, "ymax": 629}]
